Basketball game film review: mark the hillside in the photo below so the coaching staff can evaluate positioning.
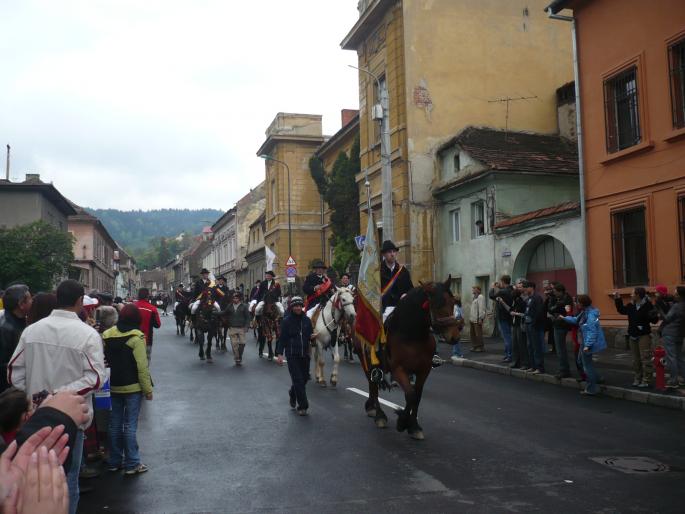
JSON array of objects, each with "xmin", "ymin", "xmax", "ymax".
[{"xmin": 86, "ymin": 208, "xmax": 223, "ymax": 252}]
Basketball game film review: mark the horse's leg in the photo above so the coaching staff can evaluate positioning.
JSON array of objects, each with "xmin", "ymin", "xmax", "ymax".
[
  {"xmin": 267, "ymin": 336, "xmax": 274, "ymax": 360},
  {"xmin": 393, "ymin": 366, "xmax": 415, "ymax": 434},
  {"xmin": 198, "ymin": 332, "xmax": 205, "ymax": 360},
  {"xmin": 407, "ymin": 369, "xmax": 429, "ymax": 440},
  {"xmin": 370, "ymin": 380, "xmax": 387, "ymax": 428},
  {"xmin": 330, "ymin": 340, "xmax": 340, "ymax": 387},
  {"xmin": 316, "ymin": 342, "xmax": 327, "ymax": 387}
]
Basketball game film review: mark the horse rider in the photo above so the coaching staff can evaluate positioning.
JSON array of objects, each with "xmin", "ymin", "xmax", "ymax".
[
  {"xmin": 339, "ymin": 272, "xmax": 356, "ymax": 294},
  {"xmin": 193, "ymin": 268, "xmax": 212, "ymax": 299},
  {"xmin": 214, "ymin": 275, "xmax": 230, "ymax": 308},
  {"xmin": 251, "ymin": 271, "xmax": 284, "ymax": 317},
  {"xmin": 303, "ymin": 260, "xmax": 333, "ymax": 318},
  {"xmin": 380, "ymin": 240, "xmax": 413, "ymax": 323}
]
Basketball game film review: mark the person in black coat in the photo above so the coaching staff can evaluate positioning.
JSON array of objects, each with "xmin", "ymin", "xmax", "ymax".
[
  {"xmin": 192, "ymin": 269, "xmax": 212, "ymax": 299},
  {"xmin": 547, "ymin": 283, "xmax": 574, "ymax": 378},
  {"xmin": 276, "ymin": 297, "xmax": 314, "ymax": 416},
  {"xmin": 0, "ymin": 285, "xmax": 32, "ymax": 393},
  {"xmin": 613, "ymin": 287, "xmax": 658, "ymax": 387},
  {"xmin": 379, "ymin": 240, "xmax": 413, "ymax": 322},
  {"xmin": 302, "ymin": 260, "xmax": 331, "ymax": 312},
  {"xmin": 490, "ymin": 275, "xmax": 514, "ymax": 362},
  {"xmin": 523, "ymin": 281, "xmax": 546, "ymax": 373},
  {"xmin": 214, "ymin": 276, "xmax": 230, "ymax": 308}
]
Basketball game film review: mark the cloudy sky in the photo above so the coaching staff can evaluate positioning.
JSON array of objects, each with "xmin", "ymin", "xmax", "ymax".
[{"xmin": 1, "ymin": 1, "xmax": 360, "ymax": 210}]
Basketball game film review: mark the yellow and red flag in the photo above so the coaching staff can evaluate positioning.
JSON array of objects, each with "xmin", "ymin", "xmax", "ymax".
[{"xmin": 354, "ymin": 213, "xmax": 384, "ymax": 367}]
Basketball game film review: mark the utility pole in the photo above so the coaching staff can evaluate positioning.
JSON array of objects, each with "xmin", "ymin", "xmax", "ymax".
[
  {"xmin": 349, "ymin": 65, "xmax": 393, "ymax": 241},
  {"xmin": 5, "ymin": 144, "xmax": 9, "ymax": 181}
]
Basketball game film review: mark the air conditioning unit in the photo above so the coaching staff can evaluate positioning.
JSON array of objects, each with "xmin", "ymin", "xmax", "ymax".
[{"xmin": 372, "ymin": 104, "xmax": 383, "ymax": 120}]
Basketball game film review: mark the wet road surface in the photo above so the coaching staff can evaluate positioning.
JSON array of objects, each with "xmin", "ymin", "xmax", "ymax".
[{"xmin": 80, "ymin": 316, "xmax": 685, "ymax": 513}]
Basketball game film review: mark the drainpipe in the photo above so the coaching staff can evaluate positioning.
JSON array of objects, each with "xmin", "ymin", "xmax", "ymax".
[{"xmin": 547, "ymin": 8, "xmax": 588, "ymax": 294}]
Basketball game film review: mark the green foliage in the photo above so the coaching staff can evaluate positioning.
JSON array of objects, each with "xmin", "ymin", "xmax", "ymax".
[
  {"xmin": 0, "ymin": 221, "xmax": 74, "ymax": 291},
  {"xmin": 135, "ymin": 236, "xmax": 189, "ymax": 271},
  {"xmin": 308, "ymin": 135, "xmax": 361, "ymax": 275},
  {"xmin": 85, "ymin": 208, "xmax": 223, "ymax": 252}
]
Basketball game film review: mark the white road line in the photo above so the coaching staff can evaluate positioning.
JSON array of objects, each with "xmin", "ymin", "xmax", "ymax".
[{"xmin": 346, "ymin": 387, "xmax": 404, "ymax": 411}]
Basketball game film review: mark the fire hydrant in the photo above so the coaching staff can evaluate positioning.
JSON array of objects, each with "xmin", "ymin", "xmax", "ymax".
[{"xmin": 653, "ymin": 345, "xmax": 667, "ymax": 392}]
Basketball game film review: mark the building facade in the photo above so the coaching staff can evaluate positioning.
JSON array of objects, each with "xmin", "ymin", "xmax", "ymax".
[
  {"xmin": 235, "ymin": 183, "xmax": 266, "ymax": 291},
  {"xmin": 342, "ymin": 0, "xmax": 574, "ymax": 281},
  {"xmin": 434, "ymin": 127, "xmax": 580, "ymax": 335},
  {"xmin": 68, "ymin": 206, "xmax": 118, "ymax": 293},
  {"xmin": 114, "ymin": 246, "xmax": 139, "ymax": 299},
  {"xmin": 211, "ymin": 209, "xmax": 237, "ymax": 288},
  {"xmin": 0, "ymin": 174, "xmax": 76, "ymax": 230},
  {"xmin": 548, "ymin": 0, "xmax": 685, "ymax": 330},
  {"xmin": 256, "ymin": 113, "xmax": 326, "ymax": 284},
  {"xmin": 244, "ymin": 211, "xmax": 266, "ymax": 293}
]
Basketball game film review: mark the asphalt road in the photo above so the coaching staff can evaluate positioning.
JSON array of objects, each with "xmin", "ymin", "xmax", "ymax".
[{"xmin": 80, "ymin": 316, "xmax": 685, "ymax": 513}]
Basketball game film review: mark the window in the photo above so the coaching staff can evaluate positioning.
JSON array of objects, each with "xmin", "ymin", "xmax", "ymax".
[
  {"xmin": 449, "ymin": 209, "xmax": 460, "ymax": 242},
  {"xmin": 453, "ymin": 153, "xmax": 461, "ymax": 173},
  {"xmin": 611, "ymin": 207, "xmax": 648, "ymax": 287},
  {"xmin": 679, "ymin": 196, "xmax": 685, "ymax": 280},
  {"xmin": 604, "ymin": 67, "xmax": 641, "ymax": 153},
  {"xmin": 669, "ymin": 38, "xmax": 685, "ymax": 129},
  {"xmin": 471, "ymin": 201, "xmax": 485, "ymax": 239}
]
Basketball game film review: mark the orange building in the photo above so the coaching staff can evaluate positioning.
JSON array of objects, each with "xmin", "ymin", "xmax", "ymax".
[{"xmin": 548, "ymin": 0, "xmax": 685, "ymax": 331}]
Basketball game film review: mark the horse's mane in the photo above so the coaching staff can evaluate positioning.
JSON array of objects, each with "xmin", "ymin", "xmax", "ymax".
[{"xmin": 387, "ymin": 286, "xmax": 431, "ymax": 342}]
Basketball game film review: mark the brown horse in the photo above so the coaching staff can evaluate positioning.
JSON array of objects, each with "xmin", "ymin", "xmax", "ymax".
[{"xmin": 356, "ymin": 276, "xmax": 461, "ymax": 440}]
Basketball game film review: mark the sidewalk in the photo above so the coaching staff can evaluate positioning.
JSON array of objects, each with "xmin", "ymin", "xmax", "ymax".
[{"xmin": 436, "ymin": 336, "xmax": 685, "ymax": 412}]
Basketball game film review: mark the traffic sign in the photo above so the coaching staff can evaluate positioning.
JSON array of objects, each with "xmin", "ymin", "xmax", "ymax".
[
  {"xmin": 287, "ymin": 277, "xmax": 296, "ymax": 283},
  {"xmin": 285, "ymin": 266, "xmax": 297, "ymax": 278},
  {"xmin": 286, "ymin": 255, "xmax": 297, "ymax": 267}
]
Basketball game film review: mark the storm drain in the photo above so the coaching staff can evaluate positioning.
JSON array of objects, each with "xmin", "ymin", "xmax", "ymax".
[{"xmin": 590, "ymin": 456, "xmax": 669, "ymax": 475}]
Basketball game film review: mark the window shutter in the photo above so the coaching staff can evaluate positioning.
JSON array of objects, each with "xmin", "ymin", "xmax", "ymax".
[{"xmin": 610, "ymin": 212, "xmax": 624, "ymax": 287}]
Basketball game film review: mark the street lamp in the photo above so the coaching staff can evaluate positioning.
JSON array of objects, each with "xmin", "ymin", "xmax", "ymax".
[{"xmin": 259, "ymin": 153, "xmax": 292, "ymax": 278}]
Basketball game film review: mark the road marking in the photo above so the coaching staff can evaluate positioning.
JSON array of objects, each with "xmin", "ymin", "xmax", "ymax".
[{"xmin": 346, "ymin": 387, "xmax": 403, "ymax": 411}]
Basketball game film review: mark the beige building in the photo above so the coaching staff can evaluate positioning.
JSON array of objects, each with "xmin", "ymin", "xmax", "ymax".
[
  {"xmin": 114, "ymin": 246, "xmax": 140, "ymax": 299},
  {"xmin": 68, "ymin": 206, "xmax": 118, "ymax": 293},
  {"xmin": 244, "ymin": 210, "xmax": 266, "ymax": 294},
  {"xmin": 235, "ymin": 183, "xmax": 265, "ymax": 291},
  {"xmin": 211, "ymin": 209, "xmax": 237, "ymax": 287},
  {"xmin": 342, "ymin": 0, "xmax": 574, "ymax": 280},
  {"xmin": 256, "ymin": 113, "xmax": 326, "ymax": 282}
]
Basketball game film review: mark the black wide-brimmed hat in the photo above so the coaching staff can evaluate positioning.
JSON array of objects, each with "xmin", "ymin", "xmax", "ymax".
[
  {"xmin": 380, "ymin": 240, "xmax": 399, "ymax": 253},
  {"xmin": 217, "ymin": 275, "xmax": 226, "ymax": 281},
  {"xmin": 312, "ymin": 259, "xmax": 326, "ymax": 269},
  {"xmin": 265, "ymin": 270, "xmax": 276, "ymax": 277},
  {"xmin": 200, "ymin": 268, "xmax": 210, "ymax": 274}
]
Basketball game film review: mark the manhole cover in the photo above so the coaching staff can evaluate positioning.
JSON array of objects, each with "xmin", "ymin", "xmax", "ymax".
[{"xmin": 590, "ymin": 456, "xmax": 669, "ymax": 474}]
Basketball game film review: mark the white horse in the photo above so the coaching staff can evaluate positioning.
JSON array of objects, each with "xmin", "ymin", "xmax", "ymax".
[{"xmin": 310, "ymin": 288, "xmax": 356, "ymax": 387}]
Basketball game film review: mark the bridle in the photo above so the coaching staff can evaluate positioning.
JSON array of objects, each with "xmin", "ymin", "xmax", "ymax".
[{"xmin": 319, "ymin": 291, "xmax": 355, "ymax": 338}]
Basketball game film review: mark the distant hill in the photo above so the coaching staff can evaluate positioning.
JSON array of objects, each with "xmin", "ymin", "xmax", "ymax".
[{"xmin": 85, "ymin": 208, "xmax": 223, "ymax": 252}]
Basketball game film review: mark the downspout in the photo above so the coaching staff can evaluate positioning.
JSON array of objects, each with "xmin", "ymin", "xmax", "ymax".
[{"xmin": 547, "ymin": 8, "xmax": 588, "ymax": 294}]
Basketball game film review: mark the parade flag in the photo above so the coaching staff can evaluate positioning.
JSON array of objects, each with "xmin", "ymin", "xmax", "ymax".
[
  {"xmin": 355, "ymin": 213, "xmax": 383, "ymax": 367},
  {"xmin": 265, "ymin": 245, "xmax": 276, "ymax": 272}
]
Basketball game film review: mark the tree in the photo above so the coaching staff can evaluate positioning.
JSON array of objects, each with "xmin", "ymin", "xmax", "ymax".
[
  {"xmin": 0, "ymin": 221, "xmax": 74, "ymax": 292},
  {"xmin": 309, "ymin": 135, "xmax": 361, "ymax": 274}
]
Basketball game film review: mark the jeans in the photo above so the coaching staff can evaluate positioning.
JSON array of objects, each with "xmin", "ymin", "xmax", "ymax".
[
  {"xmin": 498, "ymin": 319, "xmax": 513, "ymax": 360},
  {"xmin": 662, "ymin": 335, "xmax": 685, "ymax": 386},
  {"xmin": 580, "ymin": 350, "xmax": 600, "ymax": 394},
  {"xmin": 553, "ymin": 327, "xmax": 570, "ymax": 375},
  {"xmin": 525, "ymin": 324, "xmax": 544, "ymax": 371},
  {"xmin": 108, "ymin": 392, "xmax": 143, "ymax": 471},
  {"xmin": 67, "ymin": 430, "xmax": 84, "ymax": 514},
  {"xmin": 451, "ymin": 339, "xmax": 463, "ymax": 357},
  {"xmin": 512, "ymin": 324, "xmax": 529, "ymax": 368},
  {"xmin": 287, "ymin": 355, "xmax": 310, "ymax": 410}
]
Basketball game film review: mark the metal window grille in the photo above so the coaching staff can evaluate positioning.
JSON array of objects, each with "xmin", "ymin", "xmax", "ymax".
[
  {"xmin": 669, "ymin": 40, "xmax": 685, "ymax": 129},
  {"xmin": 604, "ymin": 67, "xmax": 641, "ymax": 153},
  {"xmin": 679, "ymin": 197, "xmax": 685, "ymax": 280},
  {"xmin": 611, "ymin": 207, "xmax": 649, "ymax": 287}
]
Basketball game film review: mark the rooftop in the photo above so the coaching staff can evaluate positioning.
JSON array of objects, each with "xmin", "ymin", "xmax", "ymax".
[
  {"xmin": 0, "ymin": 177, "xmax": 77, "ymax": 216},
  {"xmin": 494, "ymin": 201, "xmax": 580, "ymax": 230}
]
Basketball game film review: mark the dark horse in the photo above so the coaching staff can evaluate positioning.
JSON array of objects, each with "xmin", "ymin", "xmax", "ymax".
[
  {"xmin": 194, "ymin": 292, "xmax": 219, "ymax": 362},
  {"xmin": 257, "ymin": 290, "xmax": 281, "ymax": 360},
  {"xmin": 355, "ymin": 277, "xmax": 461, "ymax": 440},
  {"xmin": 174, "ymin": 299, "xmax": 190, "ymax": 336}
]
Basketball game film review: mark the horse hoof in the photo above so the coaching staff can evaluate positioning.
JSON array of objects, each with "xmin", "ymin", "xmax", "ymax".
[
  {"xmin": 375, "ymin": 419, "xmax": 388, "ymax": 429},
  {"xmin": 366, "ymin": 409, "xmax": 377, "ymax": 418},
  {"xmin": 318, "ymin": 381, "xmax": 327, "ymax": 388},
  {"xmin": 409, "ymin": 430, "xmax": 425, "ymax": 441},
  {"xmin": 330, "ymin": 380, "xmax": 337, "ymax": 388}
]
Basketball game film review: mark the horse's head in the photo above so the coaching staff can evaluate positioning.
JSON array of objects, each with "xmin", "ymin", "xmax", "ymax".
[
  {"xmin": 420, "ymin": 275, "xmax": 461, "ymax": 344},
  {"xmin": 334, "ymin": 287, "xmax": 356, "ymax": 322}
]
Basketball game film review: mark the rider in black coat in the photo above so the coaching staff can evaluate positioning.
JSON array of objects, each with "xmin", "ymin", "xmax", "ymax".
[
  {"xmin": 192, "ymin": 269, "xmax": 212, "ymax": 299},
  {"xmin": 379, "ymin": 241, "xmax": 413, "ymax": 314},
  {"xmin": 303, "ymin": 260, "xmax": 331, "ymax": 310}
]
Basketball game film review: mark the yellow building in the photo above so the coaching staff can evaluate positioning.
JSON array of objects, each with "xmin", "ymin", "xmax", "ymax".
[
  {"xmin": 342, "ymin": 0, "xmax": 574, "ymax": 281},
  {"xmin": 256, "ymin": 113, "xmax": 326, "ymax": 284}
]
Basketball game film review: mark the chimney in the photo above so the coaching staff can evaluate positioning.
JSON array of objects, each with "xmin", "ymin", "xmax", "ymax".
[
  {"xmin": 341, "ymin": 109, "xmax": 359, "ymax": 128},
  {"xmin": 24, "ymin": 173, "xmax": 41, "ymax": 183}
]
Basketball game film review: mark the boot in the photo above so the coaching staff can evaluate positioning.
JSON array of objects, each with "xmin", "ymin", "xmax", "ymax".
[
  {"xmin": 238, "ymin": 344, "xmax": 245, "ymax": 362},
  {"xmin": 267, "ymin": 341, "xmax": 274, "ymax": 360}
]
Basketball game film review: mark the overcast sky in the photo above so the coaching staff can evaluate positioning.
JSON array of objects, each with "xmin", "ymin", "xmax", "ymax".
[{"xmin": 1, "ymin": 1, "xmax": 360, "ymax": 211}]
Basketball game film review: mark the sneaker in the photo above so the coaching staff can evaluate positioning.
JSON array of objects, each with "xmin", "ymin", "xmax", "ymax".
[
  {"xmin": 631, "ymin": 380, "xmax": 640, "ymax": 387},
  {"xmin": 106, "ymin": 465, "xmax": 122, "ymax": 472},
  {"xmin": 531, "ymin": 369, "xmax": 542, "ymax": 375},
  {"xmin": 502, "ymin": 357, "xmax": 512, "ymax": 363},
  {"xmin": 289, "ymin": 390, "xmax": 296, "ymax": 409},
  {"xmin": 124, "ymin": 464, "xmax": 149, "ymax": 475},
  {"xmin": 297, "ymin": 409, "xmax": 308, "ymax": 416},
  {"xmin": 638, "ymin": 382, "xmax": 650, "ymax": 389},
  {"xmin": 79, "ymin": 466, "xmax": 100, "ymax": 479}
]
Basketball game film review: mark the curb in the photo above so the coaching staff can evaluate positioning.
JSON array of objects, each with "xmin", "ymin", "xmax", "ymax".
[{"xmin": 450, "ymin": 357, "xmax": 685, "ymax": 412}]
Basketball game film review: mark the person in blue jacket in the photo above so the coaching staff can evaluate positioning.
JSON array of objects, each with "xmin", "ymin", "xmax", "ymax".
[
  {"xmin": 562, "ymin": 294, "xmax": 607, "ymax": 396},
  {"xmin": 276, "ymin": 296, "xmax": 314, "ymax": 416}
]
